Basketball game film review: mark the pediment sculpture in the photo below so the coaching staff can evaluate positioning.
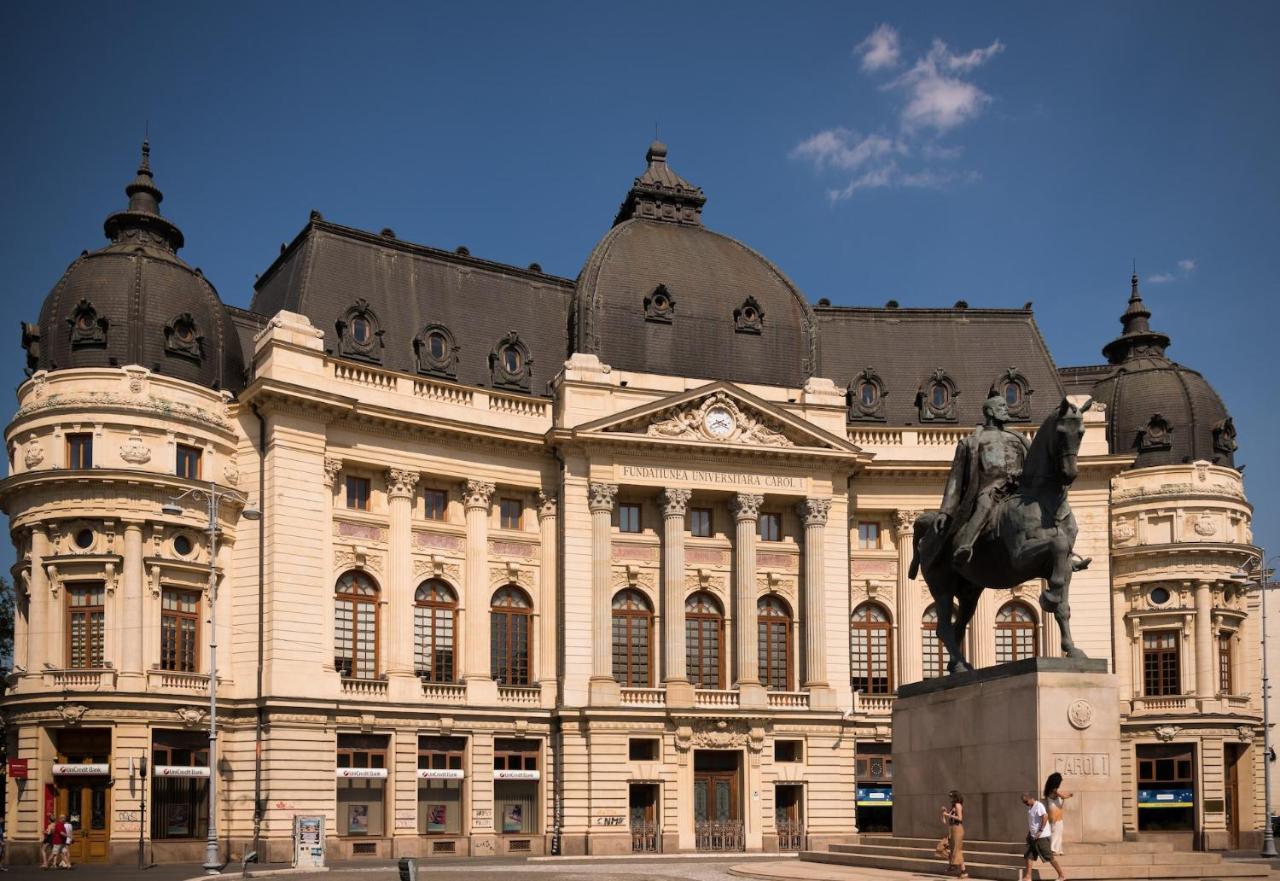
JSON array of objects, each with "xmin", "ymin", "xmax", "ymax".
[{"xmin": 644, "ymin": 392, "xmax": 793, "ymax": 447}]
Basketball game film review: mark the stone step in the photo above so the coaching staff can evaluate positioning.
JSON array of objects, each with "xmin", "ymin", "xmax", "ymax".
[
  {"xmin": 801, "ymin": 849, "xmax": 1268, "ymax": 880},
  {"xmin": 854, "ymin": 834, "xmax": 1176, "ymax": 854},
  {"xmin": 830, "ymin": 842, "xmax": 1226, "ymax": 868}
]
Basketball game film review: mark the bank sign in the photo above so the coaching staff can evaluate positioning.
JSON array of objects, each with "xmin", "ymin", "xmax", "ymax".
[
  {"xmin": 51, "ymin": 763, "xmax": 110, "ymax": 776},
  {"xmin": 154, "ymin": 765, "xmax": 211, "ymax": 778},
  {"xmin": 1138, "ymin": 788, "xmax": 1194, "ymax": 808},
  {"xmin": 856, "ymin": 786, "xmax": 893, "ymax": 806}
]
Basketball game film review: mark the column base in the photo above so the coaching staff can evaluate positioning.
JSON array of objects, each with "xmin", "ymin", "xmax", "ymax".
[
  {"xmin": 589, "ymin": 676, "xmax": 621, "ymax": 707},
  {"xmin": 804, "ymin": 684, "xmax": 838, "ymax": 710},
  {"xmin": 465, "ymin": 676, "xmax": 499, "ymax": 705},
  {"xmin": 737, "ymin": 681, "xmax": 768, "ymax": 710},
  {"xmin": 664, "ymin": 678, "xmax": 696, "ymax": 709}
]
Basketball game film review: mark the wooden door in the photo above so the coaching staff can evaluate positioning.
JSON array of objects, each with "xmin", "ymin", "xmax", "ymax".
[
  {"xmin": 58, "ymin": 783, "xmax": 110, "ymax": 863},
  {"xmin": 694, "ymin": 770, "xmax": 739, "ymax": 823},
  {"xmin": 1225, "ymin": 744, "xmax": 1242, "ymax": 849}
]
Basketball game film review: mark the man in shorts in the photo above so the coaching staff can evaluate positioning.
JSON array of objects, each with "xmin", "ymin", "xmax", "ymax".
[
  {"xmin": 1021, "ymin": 793, "xmax": 1066, "ymax": 881},
  {"xmin": 49, "ymin": 814, "xmax": 71, "ymax": 869}
]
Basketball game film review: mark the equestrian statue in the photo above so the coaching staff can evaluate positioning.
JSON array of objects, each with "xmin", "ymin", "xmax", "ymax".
[{"xmin": 909, "ymin": 394, "xmax": 1093, "ymax": 673}]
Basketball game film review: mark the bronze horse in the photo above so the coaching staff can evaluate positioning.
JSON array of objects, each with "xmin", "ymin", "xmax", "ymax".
[{"xmin": 909, "ymin": 398, "xmax": 1092, "ymax": 673}]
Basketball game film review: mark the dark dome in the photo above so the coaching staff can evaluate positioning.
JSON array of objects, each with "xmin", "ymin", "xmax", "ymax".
[
  {"xmin": 1091, "ymin": 274, "xmax": 1236, "ymax": 468},
  {"xmin": 24, "ymin": 142, "xmax": 245, "ymax": 391},
  {"xmin": 573, "ymin": 142, "xmax": 816, "ymax": 388}
]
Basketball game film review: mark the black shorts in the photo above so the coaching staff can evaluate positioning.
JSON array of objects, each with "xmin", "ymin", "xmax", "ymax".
[{"xmin": 1024, "ymin": 836, "xmax": 1053, "ymax": 861}]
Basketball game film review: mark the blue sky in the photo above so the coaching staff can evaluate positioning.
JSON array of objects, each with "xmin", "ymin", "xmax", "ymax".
[{"xmin": 1, "ymin": 2, "xmax": 1277, "ymax": 569}]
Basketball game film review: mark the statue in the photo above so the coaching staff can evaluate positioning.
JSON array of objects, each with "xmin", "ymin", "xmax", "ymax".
[{"xmin": 910, "ymin": 396, "xmax": 1094, "ymax": 672}]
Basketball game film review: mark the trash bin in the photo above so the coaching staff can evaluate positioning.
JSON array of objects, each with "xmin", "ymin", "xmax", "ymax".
[{"xmin": 398, "ymin": 857, "xmax": 418, "ymax": 881}]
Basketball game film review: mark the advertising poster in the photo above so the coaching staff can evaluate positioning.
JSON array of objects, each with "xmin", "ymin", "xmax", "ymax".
[
  {"xmin": 348, "ymin": 803, "xmax": 369, "ymax": 835},
  {"xmin": 166, "ymin": 803, "xmax": 191, "ymax": 836},
  {"xmin": 502, "ymin": 803, "xmax": 523, "ymax": 833},
  {"xmin": 426, "ymin": 803, "xmax": 447, "ymax": 833}
]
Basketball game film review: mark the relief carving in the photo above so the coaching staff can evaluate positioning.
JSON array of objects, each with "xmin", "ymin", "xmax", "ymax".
[
  {"xmin": 323, "ymin": 457, "xmax": 344, "ymax": 487},
  {"xmin": 729, "ymin": 493, "xmax": 764, "ymax": 521},
  {"xmin": 645, "ymin": 392, "xmax": 793, "ymax": 447},
  {"xmin": 588, "ymin": 482, "xmax": 618, "ymax": 513},
  {"xmin": 23, "ymin": 435, "xmax": 44, "ymax": 468},
  {"xmin": 1112, "ymin": 519, "xmax": 1136, "ymax": 543},
  {"xmin": 796, "ymin": 498, "xmax": 831, "ymax": 528},
  {"xmin": 1154, "ymin": 725, "xmax": 1181, "ymax": 743},
  {"xmin": 1191, "ymin": 515, "xmax": 1217, "ymax": 537},
  {"xmin": 59, "ymin": 704, "xmax": 89, "ymax": 726},
  {"xmin": 1067, "ymin": 699, "xmax": 1094, "ymax": 730},
  {"xmin": 176, "ymin": 706, "xmax": 208, "ymax": 728},
  {"xmin": 118, "ymin": 430, "xmax": 152, "ymax": 464}
]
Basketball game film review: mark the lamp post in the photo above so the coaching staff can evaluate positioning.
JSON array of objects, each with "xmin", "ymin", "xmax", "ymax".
[
  {"xmin": 162, "ymin": 480, "xmax": 259, "ymax": 874},
  {"xmin": 1236, "ymin": 548, "xmax": 1278, "ymax": 858}
]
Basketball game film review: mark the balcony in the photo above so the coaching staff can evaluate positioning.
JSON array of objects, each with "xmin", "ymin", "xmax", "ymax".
[
  {"xmin": 695, "ymin": 689, "xmax": 739, "ymax": 709},
  {"xmin": 42, "ymin": 667, "xmax": 116, "ymax": 690},
  {"xmin": 852, "ymin": 691, "xmax": 895, "ymax": 716},
  {"xmin": 621, "ymin": 687, "xmax": 667, "ymax": 707},
  {"xmin": 766, "ymin": 691, "xmax": 810, "ymax": 710},
  {"xmin": 1128, "ymin": 694, "xmax": 1191, "ymax": 713},
  {"xmin": 498, "ymin": 685, "xmax": 541, "ymax": 706},
  {"xmin": 340, "ymin": 677, "xmax": 389, "ymax": 698},
  {"xmin": 421, "ymin": 681, "xmax": 467, "ymax": 704},
  {"xmin": 146, "ymin": 669, "xmax": 213, "ymax": 693}
]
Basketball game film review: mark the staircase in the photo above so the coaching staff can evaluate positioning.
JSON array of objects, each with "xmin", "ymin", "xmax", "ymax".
[{"xmin": 798, "ymin": 835, "xmax": 1270, "ymax": 880}]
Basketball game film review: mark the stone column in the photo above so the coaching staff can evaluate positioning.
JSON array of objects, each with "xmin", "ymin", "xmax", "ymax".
[
  {"xmin": 1113, "ymin": 587, "xmax": 1134, "ymax": 703},
  {"xmin": 730, "ymin": 493, "xmax": 767, "ymax": 708},
  {"xmin": 536, "ymin": 491, "xmax": 559, "ymax": 706},
  {"xmin": 588, "ymin": 482, "xmax": 620, "ymax": 705},
  {"xmin": 462, "ymin": 479, "xmax": 497, "ymax": 704},
  {"xmin": 386, "ymin": 469, "xmax": 420, "ymax": 697},
  {"xmin": 1194, "ymin": 580, "xmax": 1215, "ymax": 699},
  {"xmin": 972, "ymin": 590, "xmax": 997, "ymax": 668},
  {"xmin": 659, "ymin": 488, "xmax": 694, "ymax": 708},
  {"xmin": 893, "ymin": 510, "xmax": 922, "ymax": 686},
  {"xmin": 27, "ymin": 526, "xmax": 49, "ymax": 673},
  {"xmin": 797, "ymin": 499, "xmax": 832, "ymax": 692},
  {"xmin": 121, "ymin": 521, "xmax": 145, "ymax": 681}
]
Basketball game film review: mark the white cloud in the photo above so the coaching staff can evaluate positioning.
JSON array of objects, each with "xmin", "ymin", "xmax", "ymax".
[
  {"xmin": 1147, "ymin": 273, "xmax": 1177, "ymax": 284},
  {"xmin": 1147, "ymin": 258, "xmax": 1197, "ymax": 284},
  {"xmin": 922, "ymin": 143, "xmax": 964, "ymax": 160},
  {"xmin": 891, "ymin": 38, "xmax": 1004, "ymax": 133},
  {"xmin": 791, "ymin": 128, "xmax": 904, "ymax": 171},
  {"xmin": 826, "ymin": 163, "xmax": 976, "ymax": 202},
  {"xmin": 856, "ymin": 24, "xmax": 900, "ymax": 72},
  {"xmin": 1177, "ymin": 258, "xmax": 1197, "ymax": 273}
]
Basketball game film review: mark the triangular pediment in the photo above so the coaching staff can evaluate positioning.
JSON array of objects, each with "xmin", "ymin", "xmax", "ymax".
[{"xmin": 573, "ymin": 381, "xmax": 857, "ymax": 453}]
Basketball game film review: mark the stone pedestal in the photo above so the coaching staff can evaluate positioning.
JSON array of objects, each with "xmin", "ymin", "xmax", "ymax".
[{"xmin": 892, "ymin": 657, "xmax": 1121, "ymax": 846}]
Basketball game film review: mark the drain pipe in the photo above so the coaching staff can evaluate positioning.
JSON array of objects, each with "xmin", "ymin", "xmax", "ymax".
[
  {"xmin": 249, "ymin": 403, "xmax": 267, "ymax": 860},
  {"xmin": 549, "ymin": 446, "xmax": 566, "ymax": 855}
]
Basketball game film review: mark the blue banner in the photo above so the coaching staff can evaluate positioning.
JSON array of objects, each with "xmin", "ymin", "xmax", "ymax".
[
  {"xmin": 857, "ymin": 786, "xmax": 893, "ymax": 806},
  {"xmin": 1138, "ymin": 788, "xmax": 1193, "ymax": 808}
]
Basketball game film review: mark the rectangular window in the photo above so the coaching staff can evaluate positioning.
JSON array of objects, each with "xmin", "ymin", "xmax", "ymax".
[
  {"xmin": 346, "ymin": 476, "xmax": 371, "ymax": 511},
  {"xmin": 67, "ymin": 583, "xmax": 105, "ymax": 668},
  {"xmin": 493, "ymin": 739, "xmax": 539, "ymax": 835},
  {"xmin": 857, "ymin": 522, "xmax": 880, "ymax": 550},
  {"xmin": 1218, "ymin": 632, "xmax": 1233, "ymax": 695},
  {"xmin": 424, "ymin": 489, "xmax": 448, "ymax": 521},
  {"xmin": 689, "ymin": 508, "xmax": 713, "ymax": 538},
  {"xmin": 337, "ymin": 735, "xmax": 388, "ymax": 837},
  {"xmin": 151, "ymin": 730, "xmax": 210, "ymax": 840},
  {"xmin": 1143, "ymin": 630, "xmax": 1182, "ymax": 697},
  {"xmin": 161, "ymin": 588, "xmax": 200, "ymax": 673},
  {"xmin": 66, "ymin": 433, "xmax": 93, "ymax": 469},
  {"xmin": 418, "ymin": 736, "xmax": 465, "ymax": 836},
  {"xmin": 628, "ymin": 738, "xmax": 659, "ymax": 762},
  {"xmin": 500, "ymin": 498, "xmax": 522, "ymax": 530},
  {"xmin": 759, "ymin": 512, "xmax": 782, "ymax": 542},
  {"xmin": 175, "ymin": 444, "xmax": 202, "ymax": 480},
  {"xmin": 618, "ymin": 503, "xmax": 642, "ymax": 534},
  {"xmin": 774, "ymin": 740, "xmax": 803, "ymax": 763}
]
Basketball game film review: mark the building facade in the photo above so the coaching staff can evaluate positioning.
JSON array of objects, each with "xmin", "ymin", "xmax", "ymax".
[{"xmin": 0, "ymin": 141, "xmax": 1263, "ymax": 864}]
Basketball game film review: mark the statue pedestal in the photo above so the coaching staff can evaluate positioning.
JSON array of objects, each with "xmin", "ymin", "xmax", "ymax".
[{"xmin": 891, "ymin": 657, "xmax": 1122, "ymax": 845}]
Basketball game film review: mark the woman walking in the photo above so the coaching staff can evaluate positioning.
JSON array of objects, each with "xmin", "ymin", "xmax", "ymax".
[
  {"xmin": 1043, "ymin": 772, "xmax": 1073, "ymax": 856},
  {"xmin": 943, "ymin": 790, "xmax": 969, "ymax": 878}
]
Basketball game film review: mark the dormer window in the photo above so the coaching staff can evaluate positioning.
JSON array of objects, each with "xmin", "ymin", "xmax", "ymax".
[
  {"xmin": 916, "ymin": 368, "xmax": 958, "ymax": 422},
  {"xmin": 164, "ymin": 312, "xmax": 204, "ymax": 362},
  {"xmin": 734, "ymin": 296, "xmax": 764, "ymax": 334},
  {"xmin": 847, "ymin": 367, "xmax": 887, "ymax": 423},
  {"xmin": 990, "ymin": 367, "xmax": 1032, "ymax": 420},
  {"xmin": 413, "ymin": 324, "xmax": 459, "ymax": 380},
  {"xmin": 1213, "ymin": 417, "xmax": 1238, "ymax": 458},
  {"xmin": 1139, "ymin": 414, "xmax": 1173, "ymax": 452},
  {"xmin": 489, "ymin": 331, "xmax": 532, "ymax": 392},
  {"xmin": 336, "ymin": 299, "xmax": 384, "ymax": 364},
  {"xmin": 68, "ymin": 299, "xmax": 108, "ymax": 348},
  {"xmin": 644, "ymin": 285, "xmax": 676, "ymax": 323}
]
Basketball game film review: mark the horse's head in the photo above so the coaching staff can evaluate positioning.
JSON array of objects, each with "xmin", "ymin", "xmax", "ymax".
[{"xmin": 1048, "ymin": 397, "xmax": 1091, "ymax": 484}]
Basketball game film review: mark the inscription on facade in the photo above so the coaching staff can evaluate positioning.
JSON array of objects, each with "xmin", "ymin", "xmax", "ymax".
[
  {"xmin": 619, "ymin": 465, "xmax": 801, "ymax": 489},
  {"xmin": 1053, "ymin": 753, "xmax": 1110, "ymax": 776}
]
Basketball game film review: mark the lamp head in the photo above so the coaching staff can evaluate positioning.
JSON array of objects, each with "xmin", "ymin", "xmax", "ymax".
[
  {"xmin": 242, "ymin": 505, "xmax": 261, "ymax": 522},
  {"xmin": 161, "ymin": 503, "xmax": 183, "ymax": 517}
]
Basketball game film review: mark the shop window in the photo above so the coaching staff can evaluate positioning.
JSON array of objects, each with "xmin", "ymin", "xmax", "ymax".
[
  {"xmin": 758, "ymin": 595, "xmax": 792, "ymax": 691},
  {"xmin": 921, "ymin": 604, "xmax": 951, "ymax": 680},
  {"xmin": 161, "ymin": 588, "xmax": 200, "ymax": 673},
  {"xmin": 995, "ymin": 601, "xmax": 1038, "ymax": 664},
  {"xmin": 857, "ymin": 522, "xmax": 880, "ymax": 550},
  {"xmin": 774, "ymin": 740, "xmax": 803, "ymax": 763},
  {"xmin": 423, "ymin": 489, "xmax": 447, "ymax": 521},
  {"xmin": 151, "ymin": 730, "xmax": 210, "ymax": 840},
  {"xmin": 346, "ymin": 476, "xmax": 371, "ymax": 511},
  {"xmin": 1219, "ymin": 632, "xmax": 1234, "ymax": 695},
  {"xmin": 851, "ymin": 602, "xmax": 893, "ymax": 694},
  {"xmin": 493, "ymin": 739, "xmax": 540, "ymax": 834},
  {"xmin": 67, "ymin": 583, "xmax": 105, "ymax": 668},
  {"xmin": 414, "ymin": 580, "xmax": 457, "ymax": 684},
  {"xmin": 336, "ymin": 734, "xmax": 388, "ymax": 837},
  {"xmin": 335, "ymin": 571, "xmax": 380, "ymax": 679},
  {"xmin": 176, "ymin": 444, "xmax": 202, "ymax": 480},
  {"xmin": 499, "ymin": 497, "xmax": 523, "ymax": 530},
  {"xmin": 618, "ymin": 503, "xmax": 642, "ymax": 534},
  {"xmin": 418, "ymin": 735, "xmax": 465, "ymax": 836},
  {"xmin": 855, "ymin": 745, "xmax": 894, "ymax": 834},
  {"xmin": 66, "ymin": 433, "xmax": 93, "ymax": 469},
  {"xmin": 1143, "ymin": 630, "xmax": 1181, "ymax": 697},
  {"xmin": 685, "ymin": 592, "xmax": 724, "ymax": 690},
  {"xmin": 491, "ymin": 586, "xmax": 532, "ymax": 686},
  {"xmin": 1137, "ymin": 745, "xmax": 1194, "ymax": 831},
  {"xmin": 759, "ymin": 512, "xmax": 782, "ymax": 542},
  {"xmin": 629, "ymin": 738, "xmax": 660, "ymax": 762},
  {"xmin": 612, "ymin": 589, "xmax": 653, "ymax": 687},
  {"xmin": 689, "ymin": 508, "xmax": 713, "ymax": 538}
]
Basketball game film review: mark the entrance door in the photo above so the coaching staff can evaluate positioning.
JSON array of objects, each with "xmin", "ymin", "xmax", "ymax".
[
  {"xmin": 775, "ymin": 785, "xmax": 804, "ymax": 851},
  {"xmin": 693, "ymin": 751, "xmax": 742, "ymax": 852},
  {"xmin": 629, "ymin": 783, "xmax": 659, "ymax": 853},
  {"xmin": 1225, "ymin": 744, "xmax": 1243, "ymax": 850},
  {"xmin": 58, "ymin": 782, "xmax": 110, "ymax": 864}
]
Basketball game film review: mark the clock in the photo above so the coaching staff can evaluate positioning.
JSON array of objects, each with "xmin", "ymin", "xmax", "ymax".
[{"xmin": 704, "ymin": 405, "xmax": 735, "ymax": 438}]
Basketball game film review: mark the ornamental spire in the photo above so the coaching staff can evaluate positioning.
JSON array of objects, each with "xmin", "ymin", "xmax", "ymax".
[
  {"xmin": 103, "ymin": 138, "xmax": 185, "ymax": 252},
  {"xmin": 1101, "ymin": 271, "xmax": 1171, "ymax": 364},
  {"xmin": 612, "ymin": 140, "xmax": 707, "ymax": 227}
]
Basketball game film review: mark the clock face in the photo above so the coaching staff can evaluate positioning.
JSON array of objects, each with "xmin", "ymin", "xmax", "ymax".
[{"xmin": 704, "ymin": 406, "xmax": 735, "ymax": 438}]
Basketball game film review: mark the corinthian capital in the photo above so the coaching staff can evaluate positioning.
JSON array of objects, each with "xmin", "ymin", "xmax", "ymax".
[
  {"xmin": 462, "ymin": 479, "xmax": 496, "ymax": 510},
  {"xmin": 729, "ymin": 493, "xmax": 764, "ymax": 522},
  {"xmin": 322, "ymin": 457, "xmax": 344, "ymax": 487},
  {"xmin": 893, "ymin": 509, "xmax": 923, "ymax": 536},
  {"xmin": 796, "ymin": 498, "xmax": 831, "ymax": 528},
  {"xmin": 385, "ymin": 468, "xmax": 421, "ymax": 500},
  {"xmin": 536, "ymin": 491, "xmax": 558, "ymax": 521},
  {"xmin": 659, "ymin": 488, "xmax": 692, "ymax": 517},
  {"xmin": 588, "ymin": 482, "xmax": 618, "ymax": 513}
]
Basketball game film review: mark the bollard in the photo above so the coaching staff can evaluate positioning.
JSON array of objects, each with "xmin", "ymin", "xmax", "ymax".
[{"xmin": 397, "ymin": 857, "xmax": 418, "ymax": 881}]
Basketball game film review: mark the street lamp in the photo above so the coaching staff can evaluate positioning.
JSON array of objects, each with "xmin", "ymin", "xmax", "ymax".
[
  {"xmin": 162, "ymin": 481, "xmax": 259, "ymax": 873},
  {"xmin": 1234, "ymin": 549, "xmax": 1278, "ymax": 859}
]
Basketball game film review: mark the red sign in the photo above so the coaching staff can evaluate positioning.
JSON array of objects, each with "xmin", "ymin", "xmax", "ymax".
[{"xmin": 8, "ymin": 759, "xmax": 29, "ymax": 779}]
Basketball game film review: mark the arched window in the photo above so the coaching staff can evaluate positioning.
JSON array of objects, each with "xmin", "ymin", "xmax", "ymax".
[
  {"xmin": 921, "ymin": 604, "xmax": 951, "ymax": 680},
  {"xmin": 851, "ymin": 602, "xmax": 893, "ymax": 694},
  {"xmin": 414, "ymin": 580, "xmax": 457, "ymax": 683},
  {"xmin": 995, "ymin": 601, "xmax": 1038, "ymax": 664},
  {"xmin": 491, "ymin": 586, "xmax": 533, "ymax": 686},
  {"xmin": 335, "ymin": 571, "xmax": 379, "ymax": 679},
  {"xmin": 612, "ymin": 589, "xmax": 653, "ymax": 687},
  {"xmin": 758, "ymin": 595, "xmax": 792, "ymax": 691},
  {"xmin": 685, "ymin": 592, "xmax": 724, "ymax": 690}
]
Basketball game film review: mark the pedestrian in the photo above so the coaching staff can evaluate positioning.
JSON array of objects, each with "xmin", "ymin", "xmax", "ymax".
[
  {"xmin": 49, "ymin": 814, "xmax": 70, "ymax": 870},
  {"xmin": 1021, "ymin": 792, "xmax": 1067, "ymax": 881},
  {"xmin": 1043, "ymin": 771, "xmax": 1073, "ymax": 855},
  {"xmin": 40, "ymin": 815, "xmax": 54, "ymax": 869},
  {"xmin": 941, "ymin": 789, "xmax": 968, "ymax": 879}
]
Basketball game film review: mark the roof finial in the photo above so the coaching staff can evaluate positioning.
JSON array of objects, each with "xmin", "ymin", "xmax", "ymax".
[{"xmin": 139, "ymin": 136, "xmax": 151, "ymax": 174}]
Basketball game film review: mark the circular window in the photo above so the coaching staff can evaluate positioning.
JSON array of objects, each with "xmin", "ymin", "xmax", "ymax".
[
  {"xmin": 76, "ymin": 312, "xmax": 95, "ymax": 331},
  {"xmin": 174, "ymin": 319, "xmax": 195, "ymax": 342},
  {"xmin": 502, "ymin": 345, "xmax": 522, "ymax": 374},
  {"xmin": 428, "ymin": 331, "xmax": 448, "ymax": 360},
  {"xmin": 652, "ymin": 293, "xmax": 670, "ymax": 311},
  {"xmin": 931, "ymin": 383, "xmax": 950, "ymax": 409},
  {"xmin": 1148, "ymin": 421, "xmax": 1167, "ymax": 441},
  {"xmin": 859, "ymin": 381, "xmax": 879, "ymax": 408},
  {"xmin": 173, "ymin": 534, "xmax": 193, "ymax": 557},
  {"xmin": 1150, "ymin": 586, "xmax": 1171, "ymax": 606},
  {"xmin": 742, "ymin": 306, "xmax": 758, "ymax": 323},
  {"xmin": 74, "ymin": 528, "xmax": 94, "ymax": 550},
  {"xmin": 1004, "ymin": 382, "xmax": 1022, "ymax": 406},
  {"xmin": 351, "ymin": 316, "xmax": 371, "ymax": 344}
]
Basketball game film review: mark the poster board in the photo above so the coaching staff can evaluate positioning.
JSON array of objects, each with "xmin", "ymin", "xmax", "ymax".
[{"xmin": 293, "ymin": 814, "xmax": 325, "ymax": 869}]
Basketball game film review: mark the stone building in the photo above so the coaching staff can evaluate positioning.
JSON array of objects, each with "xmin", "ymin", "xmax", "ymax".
[{"xmin": 0, "ymin": 140, "xmax": 1263, "ymax": 864}]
